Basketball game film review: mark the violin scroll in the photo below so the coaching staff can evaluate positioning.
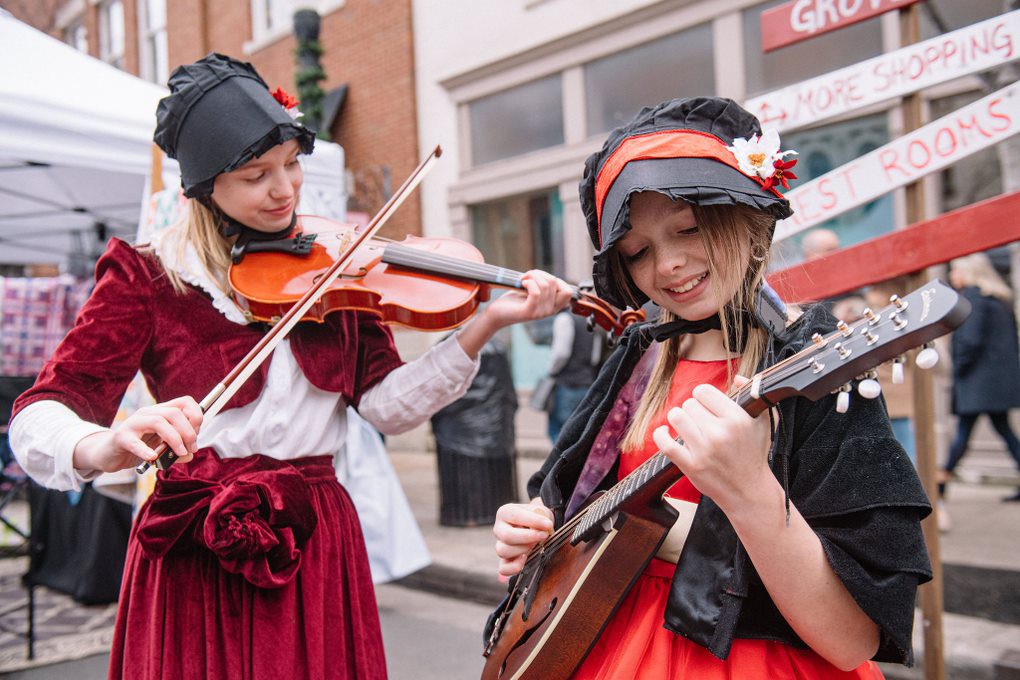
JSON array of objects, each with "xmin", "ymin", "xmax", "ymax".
[{"xmin": 571, "ymin": 291, "xmax": 645, "ymax": 339}]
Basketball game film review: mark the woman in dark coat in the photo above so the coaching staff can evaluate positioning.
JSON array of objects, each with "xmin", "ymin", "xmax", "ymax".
[{"xmin": 941, "ymin": 253, "xmax": 1020, "ymax": 501}]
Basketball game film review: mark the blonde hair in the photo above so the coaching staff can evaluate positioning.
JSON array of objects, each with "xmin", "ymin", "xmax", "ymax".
[
  {"xmin": 951, "ymin": 253, "xmax": 1013, "ymax": 302},
  {"xmin": 162, "ymin": 200, "xmax": 234, "ymax": 295},
  {"xmin": 611, "ymin": 203, "xmax": 777, "ymax": 452}
]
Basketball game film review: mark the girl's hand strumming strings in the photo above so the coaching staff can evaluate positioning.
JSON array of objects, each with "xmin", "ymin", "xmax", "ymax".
[
  {"xmin": 652, "ymin": 375, "xmax": 774, "ymax": 515},
  {"xmin": 493, "ymin": 498, "xmax": 555, "ymax": 577}
]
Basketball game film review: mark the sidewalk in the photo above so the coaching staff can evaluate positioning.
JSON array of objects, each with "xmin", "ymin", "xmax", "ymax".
[{"xmin": 389, "ymin": 447, "xmax": 1020, "ymax": 680}]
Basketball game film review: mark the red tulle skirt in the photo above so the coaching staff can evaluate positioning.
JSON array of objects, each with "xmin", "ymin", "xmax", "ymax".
[
  {"xmin": 572, "ymin": 558, "xmax": 885, "ymax": 680},
  {"xmin": 108, "ymin": 451, "xmax": 386, "ymax": 680}
]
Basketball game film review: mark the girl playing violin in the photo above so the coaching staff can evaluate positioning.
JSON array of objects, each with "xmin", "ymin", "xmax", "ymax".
[
  {"xmin": 491, "ymin": 97, "xmax": 932, "ymax": 678},
  {"xmin": 9, "ymin": 53, "xmax": 571, "ymax": 680}
]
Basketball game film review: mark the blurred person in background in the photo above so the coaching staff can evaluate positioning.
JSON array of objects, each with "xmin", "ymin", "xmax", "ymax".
[
  {"xmin": 544, "ymin": 279, "xmax": 607, "ymax": 443},
  {"xmin": 801, "ymin": 227, "xmax": 840, "ymax": 261},
  {"xmin": 939, "ymin": 252, "xmax": 1020, "ymax": 503}
]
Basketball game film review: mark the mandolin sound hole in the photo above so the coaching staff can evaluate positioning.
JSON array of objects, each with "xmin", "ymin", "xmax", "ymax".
[{"xmin": 500, "ymin": 597, "xmax": 558, "ymax": 676}]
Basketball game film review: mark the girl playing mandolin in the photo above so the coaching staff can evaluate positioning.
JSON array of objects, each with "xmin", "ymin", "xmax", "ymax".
[
  {"xmin": 9, "ymin": 54, "xmax": 571, "ymax": 680},
  {"xmin": 491, "ymin": 97, "xmax": 932, "ymax": 678}
]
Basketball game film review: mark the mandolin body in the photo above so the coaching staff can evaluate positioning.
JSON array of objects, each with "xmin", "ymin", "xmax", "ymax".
[{"xmin": 482, "ymin": 495, "xmax": 677, "ymax": 680}]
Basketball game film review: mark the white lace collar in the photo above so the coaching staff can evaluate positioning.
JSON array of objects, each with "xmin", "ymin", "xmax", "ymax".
[{"xmin": 150, "ymin": 228, "xmax": 250, "ymax": 325}]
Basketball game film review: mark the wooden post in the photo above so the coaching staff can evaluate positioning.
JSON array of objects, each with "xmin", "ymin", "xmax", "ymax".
[{"xmin": 900, "ymin": 5, "xmax": 945, "ymax": 680}]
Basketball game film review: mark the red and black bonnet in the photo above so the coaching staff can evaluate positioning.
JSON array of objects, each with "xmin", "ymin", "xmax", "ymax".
[{"xmin": 579, "ymin": 97, "xmax": 795, "ymax": 310}]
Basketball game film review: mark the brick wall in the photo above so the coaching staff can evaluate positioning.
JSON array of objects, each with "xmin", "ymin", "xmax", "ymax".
[
  {"xmin": 166, "ymin": 0, "xmax": 423, "ymax": 238},
  {"xmin": 0, "ymin": 0, "xmax": 65, "ymax": 35},
  {"xmin": 13, "ymin": 0, "xmax": 422, "ymax": 238}
]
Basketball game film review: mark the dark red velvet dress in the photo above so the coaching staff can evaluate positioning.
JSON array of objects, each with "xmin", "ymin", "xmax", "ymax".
[{"xmin": 13, "ymin": 240, "xmax": 404, "ymax": 679}]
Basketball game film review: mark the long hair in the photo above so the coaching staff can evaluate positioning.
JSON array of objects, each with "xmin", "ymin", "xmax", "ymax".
[
  {"xmin": 161, "ymin": 200, "xmax": 234, "ymax": 296},
  {"xmin": 951, "ymin": 253, "xmax": 1013, "ymax": 302},
  {"xmin": 610, "ymin": 203, "xmax": 778, "ymax": 452}
]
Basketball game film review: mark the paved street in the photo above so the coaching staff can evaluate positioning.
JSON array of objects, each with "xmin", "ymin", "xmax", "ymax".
[{"xmin": 3, "ymin": 583, "xmax": 495, "ymax": 680}]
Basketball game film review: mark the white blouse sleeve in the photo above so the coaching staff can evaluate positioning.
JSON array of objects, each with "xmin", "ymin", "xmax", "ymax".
[
  {"xmin": 9, "ymin": 400, "xmax": 106, "ymax": 491},
  {"xmin": 357, "ymin": 333, "xmax": 480, "ymax": 435}
]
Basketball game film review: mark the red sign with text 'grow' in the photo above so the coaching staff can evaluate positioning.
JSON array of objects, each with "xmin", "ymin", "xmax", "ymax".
[{"xmin": 761, "ymin": 0, "xmax": 923, "ymax": 52}]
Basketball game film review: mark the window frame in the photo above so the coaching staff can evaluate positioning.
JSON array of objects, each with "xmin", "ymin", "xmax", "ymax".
[{"xmin": 244, "ymin": 0, "xmax": 347, "ymax": 54}]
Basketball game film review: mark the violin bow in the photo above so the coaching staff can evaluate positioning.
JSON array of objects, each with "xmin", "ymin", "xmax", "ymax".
[{"xmin": 137, "ymin": 146, "xmax": 443, "ymax": 473}]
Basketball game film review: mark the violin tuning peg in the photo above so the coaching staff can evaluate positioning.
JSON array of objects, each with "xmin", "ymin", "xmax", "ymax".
[
  {"xmin": 892, "ymin": 356, "xmax": 905, "ymax": 384},
  {"xmin": 858, "ymin": 379, "xmax": 881, "ymax": 399},
  {"xmin": 586, "ymin": 314, "xmax": 596, "ymax": 332},
  {"xmin": 836, "ymin": 383, "xmax": 851, "ymax": 413},
  {"xmin": 915, "ymin": 343, "xmax": 939, "ymax": 370},
  {"xmin": 606, "ymin": 331, "xmax": 617, "ymax": 347}
]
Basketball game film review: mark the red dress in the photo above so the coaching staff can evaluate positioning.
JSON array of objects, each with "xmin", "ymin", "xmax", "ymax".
[
  {"xmin": 572, "ymin": 359, "xmax": 885, "ymax": 680},
  {"xmin": 12, "ymin": 242, "xmax": 397, "ymax": 680}
]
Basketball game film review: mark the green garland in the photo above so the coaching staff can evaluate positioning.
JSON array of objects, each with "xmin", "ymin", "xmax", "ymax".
[{"xmin": 295, "ymin": 38, "xmax": 327, "ymax": 139}]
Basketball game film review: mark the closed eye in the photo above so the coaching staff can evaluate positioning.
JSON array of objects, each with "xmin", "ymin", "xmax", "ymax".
[
  {"xmin": 622, "ymin": 248, "xmax": 647, "ymax": 263},
  {"xmin": 677, "ymin": 226, "xmax": 699, "ymax": 236}
]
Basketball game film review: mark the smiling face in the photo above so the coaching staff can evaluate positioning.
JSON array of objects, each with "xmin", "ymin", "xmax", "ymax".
[
  {"xmin": 615, "ymin": 191, "xmax": 750, "ymax": 321},
  {"xmin": 211, "ymin": 139, "xmax": 303, "ymax": 233}
]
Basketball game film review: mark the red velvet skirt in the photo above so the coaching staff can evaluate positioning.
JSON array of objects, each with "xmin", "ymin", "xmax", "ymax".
[
  {"xmin": 108, "ymin": 451, "xmax": 386, "ymax": 680},
  {"xmin": 573, "ymin": 558, "xmax": 885, "ymax": 680}
]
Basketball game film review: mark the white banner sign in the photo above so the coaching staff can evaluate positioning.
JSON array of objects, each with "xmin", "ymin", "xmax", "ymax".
[
  {"xmin": 774, "ymin": 82, "xmax": 1020, "ymax": 242},
  {"xmin": 747, "ymin": 10, "xmax": 1020, "ymax": 133}
]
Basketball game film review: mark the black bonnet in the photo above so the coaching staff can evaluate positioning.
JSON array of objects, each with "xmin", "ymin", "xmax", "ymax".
[{"xmin": 154, "ymin": 53, "xmax": 315, "ymax": 198}]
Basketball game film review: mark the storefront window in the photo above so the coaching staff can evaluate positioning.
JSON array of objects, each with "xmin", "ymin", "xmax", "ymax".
[
  {"xmin": 770, "ymin": 114, "xmax": 894, "ymax": 267},
  {"xmin": 742, "ymin": 0, "xmax": 883, "ymax": 96},
  {"xmin": 930, "ymin": 92, "xmax": 1003, "ymax": 214},
  {"xmin": 584, "ymin": 22, "xmax": 715, "ymax": 136},
  {"xmin": 471, "ymin": 189, "xmax": 564, "ymax": 386},
  {"xmin": 470, "ymin": 188, "xmax": 563, "ymax": 277},
  {"xmin": 469, "ymin": 75, "xmax": 564, "ymax": 166},
  {"xmin": 920, "ymin": 0, "xmax": 1007, "ymax": 37}
]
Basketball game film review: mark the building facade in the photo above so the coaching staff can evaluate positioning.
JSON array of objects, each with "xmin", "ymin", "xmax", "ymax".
[
  {"xmin": 2, "ymin": 0, "xmax": 423, "ymax": 239},
  {"xmin": 413, "ymin": 0, "xmax": 1008, "ymax": 389}
]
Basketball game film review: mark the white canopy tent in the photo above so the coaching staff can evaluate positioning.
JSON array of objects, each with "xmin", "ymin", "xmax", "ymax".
[{"xmin": 0, "ymin": 10, "xmax": 345, "ymax": 271}]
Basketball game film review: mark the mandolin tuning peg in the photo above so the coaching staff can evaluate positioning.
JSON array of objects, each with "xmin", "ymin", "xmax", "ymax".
[
  {"xmin": 858, "ymin": 378, "xmax": 881, "ymax": 399},
  {"xmin": 836, "ymin": 383, "xmax": 852, "ymax": 413},
  {"xmin": 916, "ymin": 343, "xmax": 939, "ymax": 370},
  {"xmin": 892, "ymin": 356, "xmax": 905, "ymax": 384}
]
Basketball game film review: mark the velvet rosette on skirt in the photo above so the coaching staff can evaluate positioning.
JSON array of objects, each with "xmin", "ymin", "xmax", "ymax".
[{"xmin": 109, "ymin": 451, "xmax": 386, "ymax": 680}]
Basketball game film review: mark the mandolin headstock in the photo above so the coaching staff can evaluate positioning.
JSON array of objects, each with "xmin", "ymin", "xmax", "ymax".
[{"xmin": 751, "ymin": 279, "xmax": 971, "ymax": 408}]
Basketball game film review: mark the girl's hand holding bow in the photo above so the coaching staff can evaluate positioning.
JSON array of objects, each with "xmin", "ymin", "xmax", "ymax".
[{"xmin": 73, "ymin": 396, "xmax": 204, "ymax": 473}]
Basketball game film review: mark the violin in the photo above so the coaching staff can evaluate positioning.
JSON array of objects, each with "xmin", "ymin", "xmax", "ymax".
[{"xmin": 227, "ymin": 214, "xmax": 645, "ymax": 338}]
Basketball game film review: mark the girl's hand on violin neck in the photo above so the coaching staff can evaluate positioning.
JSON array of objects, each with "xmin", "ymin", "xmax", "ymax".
[
  {"xmin": 652, "ymin": 375, "xmax": 776, "ymax": 516},
  {"xmin": 493, "ymin": 498, "xmax": 554, "ymax": 578},
  {"xmin": 487, "ymin": 270, "xmax": 573, "ymax": 327},
  {"xmin": 72, "ymin": 396, "xmax": 203, "ymax": 473},
  {"xmin": 457, "ymin": 270, "xmax": 572, "ymax": 359}
]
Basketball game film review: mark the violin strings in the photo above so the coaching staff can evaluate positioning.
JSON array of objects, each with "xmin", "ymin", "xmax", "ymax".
[{"xmin": 383, "ymin": 244, "xmax": 526, "ymax": 287}]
